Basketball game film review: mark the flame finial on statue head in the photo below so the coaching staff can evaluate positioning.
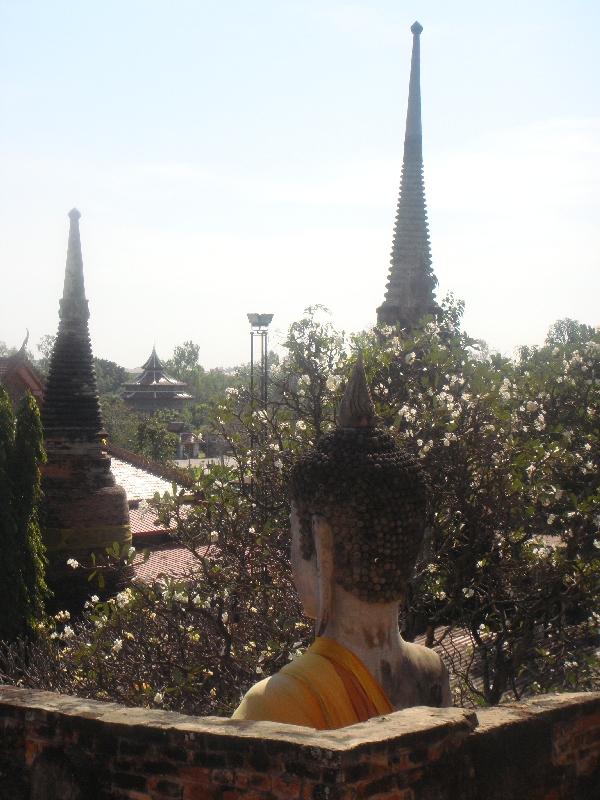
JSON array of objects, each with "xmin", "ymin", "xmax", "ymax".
[{"xmin": 337, "ymin": 352, "xmax": 376, "ymax": 428}]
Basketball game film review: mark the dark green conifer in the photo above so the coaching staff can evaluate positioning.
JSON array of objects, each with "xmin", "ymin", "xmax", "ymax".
[
  {"xmin": 0, "ymin": 389, "xmax": 48, "ymax": 640},
  {"xmin": 0, "ymin": 389, "xmax": 22, "ymax": 640},
  {"xmin": 12, "ymin": 393, "xmax": 48, "ymax": 627}
]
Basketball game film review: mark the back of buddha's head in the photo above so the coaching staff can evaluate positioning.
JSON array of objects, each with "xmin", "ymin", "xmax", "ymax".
[{"xmin": 290, "ymin": 355, "xmax": 428, "ymax": 603}]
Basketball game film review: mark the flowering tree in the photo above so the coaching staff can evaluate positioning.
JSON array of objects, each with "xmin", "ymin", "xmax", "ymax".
[
  {"xmin": 1, "ymin": 305, "xmax": 599, "ymax": 712},
  {"xmin": 356, "ymin": 303, "xmax": 600, "ymax": 704}
]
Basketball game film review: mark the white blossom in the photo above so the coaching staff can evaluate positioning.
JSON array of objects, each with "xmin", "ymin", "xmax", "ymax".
[
  {"xmin": 115, "ymin": 590, "xmax": 131, "ymax": 608},
  {"xmin": 533, "ymin": 414, "xmax": 546, "ymax": 431},
  {"xmin": 66, "ymin": 558, "xmax": 79, "ymax": 569}
]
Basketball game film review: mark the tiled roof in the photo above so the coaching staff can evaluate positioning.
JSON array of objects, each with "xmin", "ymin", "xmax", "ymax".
[
  {"xmin": 124, "ymin": 346, "xmax": 190, "ymax": 392},
  {"xmin": 110, "ymin": 457, "xmax": 179, "ymax": 501},
  {"xmin": 128, "ymin": 506, "xmax": 175, "ymax": 537},
  {"xmin": 0, "ymin": 356, "xmax": 44, "ymax": 400},
  {"xmin": 133, "ymin": 544, "xmax": 207, "ymax": 582}
]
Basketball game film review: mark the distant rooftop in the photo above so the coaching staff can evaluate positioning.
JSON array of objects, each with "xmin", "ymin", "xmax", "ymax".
[
  {"xmin": 111, "ymin": 456, "xmax": 179, "ymax": 501},
  {"xmin": 133, "ymin": 543, "xmax": 206, "ymax": 582}
]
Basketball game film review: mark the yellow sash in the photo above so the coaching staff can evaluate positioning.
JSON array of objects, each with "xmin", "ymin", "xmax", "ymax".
[{"xmin": 232, "ymin": 636, "xmax": 393, "ymax": 729}]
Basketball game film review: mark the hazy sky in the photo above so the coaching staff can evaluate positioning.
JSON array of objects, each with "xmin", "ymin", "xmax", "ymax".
[{"xmin": 1, "ymin": 0, "xmax": 599, "ymax": 368}]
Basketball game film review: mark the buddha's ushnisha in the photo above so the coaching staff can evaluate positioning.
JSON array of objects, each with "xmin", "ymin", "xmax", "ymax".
[{"xmin": 233, "ymin": 354, "xmax": 450, "ymax": 730}]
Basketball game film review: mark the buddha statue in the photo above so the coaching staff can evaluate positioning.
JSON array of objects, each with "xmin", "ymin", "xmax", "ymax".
[{"xmin": 232, "ymin": 355, "xmax": 450, "ymax": 729}]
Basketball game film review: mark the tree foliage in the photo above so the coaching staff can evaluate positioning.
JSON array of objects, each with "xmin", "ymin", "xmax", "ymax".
[
  {"xmin": 100, "ymin": 396, "xmax": 140, "ymax": 452},
  {"xmin": 0, "ymin": 390, "xmax": 47, "ymax": 640},
  {"xmin": 94, "ymin": 358, "xmax": 127, "ymax": 396},
  {"xmin": 1, "ymin": 305, "xmax": 599, "ymax": 713},
  {"xmin": 136, "ymin": 411, "xmax": 179, "ymax": 463}
]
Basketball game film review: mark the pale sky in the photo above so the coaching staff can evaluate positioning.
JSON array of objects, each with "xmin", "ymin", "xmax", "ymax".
[{"xmin": 1, "ymin": 1, "xmax": 599, "ymax": 368}]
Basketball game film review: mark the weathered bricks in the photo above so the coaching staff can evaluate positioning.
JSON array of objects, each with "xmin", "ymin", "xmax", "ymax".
[{"xmin": 0, "ymin": 686, "xmax": 599, "ymax": 799}]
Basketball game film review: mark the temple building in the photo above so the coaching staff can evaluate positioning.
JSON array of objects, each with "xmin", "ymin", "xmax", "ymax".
[
  {"xmin": 0, "ymin": 335, "xmax": 44, "ymax": 409},
  {"xmin": 122, "ymin": 347, "xmax": 192, "ymax": 413},
  {"xmin": 41, "ymin": 209, "xmax": 131, "ymax": 600},
  {"xmin": 377, "ymin": 22, "xmax": 439, "ymax": 329}
]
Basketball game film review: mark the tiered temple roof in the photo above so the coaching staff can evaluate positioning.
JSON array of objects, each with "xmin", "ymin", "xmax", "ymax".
[
  {"xmin": 377, "ymin": 22, "xmax": 438, "ymax": 329},
  {"xmin": 123, "ymin": 347, "xmax": 192, "ymax": 412}
]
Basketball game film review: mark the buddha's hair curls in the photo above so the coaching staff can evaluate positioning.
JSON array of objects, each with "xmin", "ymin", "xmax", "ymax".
[{"xmin": 290, "ymin": 426, "xmax": 428, "ymax": 602}]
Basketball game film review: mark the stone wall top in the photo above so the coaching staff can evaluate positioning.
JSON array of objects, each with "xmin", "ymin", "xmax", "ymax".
[
  {"xmin": 2, "ymin": 685, "xmax": 600, "ymax": 799},
  {"xmin": 0, "ymin": 684, "xmax": 476, "ymax": 752}
]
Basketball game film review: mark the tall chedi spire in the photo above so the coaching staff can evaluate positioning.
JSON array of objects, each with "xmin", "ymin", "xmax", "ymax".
[
  {"xmin": 377, "ymin": 22, "xmax": 438, "ymax": 329},
  {"xmin": 42, "ymin": 210, "xmax": 130, "ymax": 606}
]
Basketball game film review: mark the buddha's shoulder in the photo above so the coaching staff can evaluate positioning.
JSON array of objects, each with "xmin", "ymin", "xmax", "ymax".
[
  {"xmin": 235, "ymin": 671, "xmax": 295, "ymax": 708},
  {"xmin": 232, "ymin": 669, "xmax": 320, "ymax": 726},
  {"xmin": 403, "ymin": 640, "xmax": 446, "ymax": 676},
  {"xmin": 401, "ymin": 640, "xmax": 451, "ymax": 706}
]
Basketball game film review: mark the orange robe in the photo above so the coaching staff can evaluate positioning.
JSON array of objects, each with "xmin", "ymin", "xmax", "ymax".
[{"xmin": 231, "ymin": 637, "xmax": 393, "ymax": 730}]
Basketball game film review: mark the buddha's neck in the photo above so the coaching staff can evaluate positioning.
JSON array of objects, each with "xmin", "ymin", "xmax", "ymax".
[{"xmin": 319, "ymin": 585, "xmax": 404, "ymax": 682}]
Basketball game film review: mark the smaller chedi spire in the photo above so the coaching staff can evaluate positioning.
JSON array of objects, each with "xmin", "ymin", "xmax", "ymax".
[
  {"xmin": 42, "ymin": 210, "xmax": 130, "ymax": 607},
  {"xmin": 377, "ymin": 21, "xmax": 438, "ymax": 330},
  {"xmin": 60, "ymin": 209, "xmax": 88, "ymax": 320},
  {"xmin": 42, "ymin": 208, "xmax": 102, "ymax": 439},
  {"xmin": 337, "ymin": 353, "xmax": 377, "ymax": 428}
]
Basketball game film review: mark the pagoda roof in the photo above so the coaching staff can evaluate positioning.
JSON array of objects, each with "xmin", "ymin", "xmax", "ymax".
[
  {"xmin": 123, "ymin": 346, "xmax": 190, "ymax": 393},
  {"xmin": 141, "ymin": 346, "xmax": 164, "ymax": 372}
]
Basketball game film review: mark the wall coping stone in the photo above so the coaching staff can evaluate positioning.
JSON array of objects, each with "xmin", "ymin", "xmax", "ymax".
[
  {"xmin": 3, "ymin": 686, "xmax": 600, "ymax": 798},
  {"xmin": 0, "ymin": 685, "xmax": 477, "ymax": 752}
]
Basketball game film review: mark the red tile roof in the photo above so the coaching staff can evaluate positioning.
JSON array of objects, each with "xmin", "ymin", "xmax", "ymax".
[
  {"xmin": 133, "ymin": 544, "xmax": 208, "ymax": 582},
  {"xmin": 128, "ymin": 506, "xmax": 176, "ymax": 538}
]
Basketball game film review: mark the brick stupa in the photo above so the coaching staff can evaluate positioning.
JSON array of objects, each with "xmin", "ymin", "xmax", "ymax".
[
  {"xmin": 377, "ymin": 22, "xmax": 438, "ymax": 329},
  {"xmin": 42, "ymin": 210, "xmax": 131, "ymax": 598}
]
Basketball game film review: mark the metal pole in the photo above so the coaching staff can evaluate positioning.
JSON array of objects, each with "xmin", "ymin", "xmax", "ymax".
[
  {"xmin": 263, "ymin": 329, "xmax": 268, "ymax": 406},
  {"xmin": 259, "ymin": 331, "xmax": 264, "ymax": 407},
  {"xmin": 250, "ymin": 330, "xmax": 255, "ymax": 407}
]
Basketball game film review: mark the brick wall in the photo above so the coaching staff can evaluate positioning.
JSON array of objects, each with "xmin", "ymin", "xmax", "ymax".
[{"xmin": 1, "ymin": 686, "xmax": 599, "ymax": 799}]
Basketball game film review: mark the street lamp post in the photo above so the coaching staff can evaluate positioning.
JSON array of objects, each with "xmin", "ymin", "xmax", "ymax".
[
  {"xmin": 247, "ymin": 313, "xmax": 274, "ymax": 410},
  {"xmin": 247, "ymin": 314, "xmax": 273, "ymax": 490}
]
